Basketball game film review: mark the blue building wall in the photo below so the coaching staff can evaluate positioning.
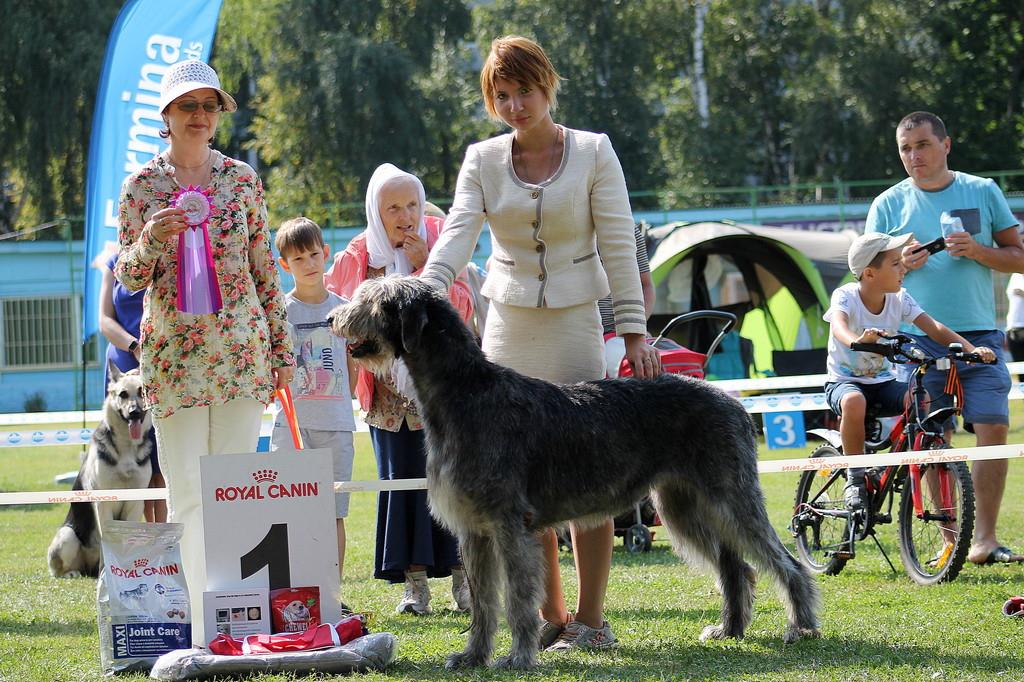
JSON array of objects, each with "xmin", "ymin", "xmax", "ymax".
[
  {"xmin": 0, "ymin": 240, "xmax": 101, "ymax": 414},
  {"xmin": 3, "ymin": 197, "xmax": 1021, "ymax": 413},
  {"xmin": 0, "ymin": 225, "xmax": 490, "ymax": 413}
]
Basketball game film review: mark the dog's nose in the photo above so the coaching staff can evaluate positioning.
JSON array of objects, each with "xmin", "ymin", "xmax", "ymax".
[
  {"xmin": 128, "ymin": 409, "xmax": 145, "ymax": 421},
  {"xmin": 326, "ymin": 314, "xmax": 334, "ymax": 326}
]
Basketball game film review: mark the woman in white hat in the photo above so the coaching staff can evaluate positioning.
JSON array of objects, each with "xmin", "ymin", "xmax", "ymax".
[{"xmin": 115, "ymin": 59, "xmax": 294, "ymax": 644}]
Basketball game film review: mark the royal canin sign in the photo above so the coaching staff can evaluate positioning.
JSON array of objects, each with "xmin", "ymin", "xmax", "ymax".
[{"xmin": 213, "ymin": 469, "xmax": 320, "ymax": 502}]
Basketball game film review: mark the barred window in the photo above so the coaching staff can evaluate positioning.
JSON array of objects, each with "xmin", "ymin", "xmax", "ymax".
[{"xmin": 1, "ymin": 297, "xmax": 99, "ymax": 368}]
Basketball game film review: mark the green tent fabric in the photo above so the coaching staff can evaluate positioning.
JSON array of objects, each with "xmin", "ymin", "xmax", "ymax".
[{"xmin": 646, "ymin": 221, "xmax": 857, "ymax": 376}]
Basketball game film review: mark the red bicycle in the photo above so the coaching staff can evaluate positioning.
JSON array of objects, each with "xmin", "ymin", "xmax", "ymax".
[{"xmin": 789, "ymin": 335, "xmax": 987, "ymax": 585}]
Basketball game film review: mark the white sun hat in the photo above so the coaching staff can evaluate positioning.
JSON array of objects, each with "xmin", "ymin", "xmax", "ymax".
[
  {"xmin": 159, "ymin": 59, "xmax": 238, "ymax": 114},
  {"xmin": 848, "ymin": 232, "xmax": 913, "ymax": 277}
]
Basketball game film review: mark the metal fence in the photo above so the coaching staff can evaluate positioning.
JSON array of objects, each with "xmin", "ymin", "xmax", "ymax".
[
  {"xmin": 1, "ymin": 296, "xmax": 98, "ymax": 369},
  {"xmin": 268, "ymin": 169, "xmax": 1024, "ymax": 231}
]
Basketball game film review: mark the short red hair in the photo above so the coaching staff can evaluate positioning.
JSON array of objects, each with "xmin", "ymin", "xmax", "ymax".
[{"xmin": 480, "ymin": 35, "xmax": 562, "ymax": 120}]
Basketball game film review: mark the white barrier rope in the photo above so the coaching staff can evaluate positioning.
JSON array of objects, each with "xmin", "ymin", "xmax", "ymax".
[
  {"xmin": 756, "ymin": 442, "xmax": 1024, "ymax": 473},
  {"xmin": 0, "ymin": 413, "xmax": 369, "ymax": 449},
  {"xmin": 6, "ymin": 364, "xmax": 1023, "ymax": 445},
  {"xmin": 3, "ymin": 444, "xmax": 1021, "ymax": 506},
  {"xmin": 0, "ymin": 410, "xmax": 104, "ymax": 426},
  {"xmin": 714, "ymin": 374, "xmax": 827, "ymax": 392},
  {"xmin": 714, "ymin": 360, "xmax": 1024, "ymax": 392},
  {"xmin": 0, "ymin": 400, "xmax": 363, "ymax": 428},
  {"xmin": 0, "ymin": 478, "xmax": 430, "ymax": 506},
  {"xmin": 2, "ymin": 361, "xmax": 1022, "ymax": 503},
  {"xmin": 9, "ymin": 383, "xmax": 1024, "ymax": 446}
]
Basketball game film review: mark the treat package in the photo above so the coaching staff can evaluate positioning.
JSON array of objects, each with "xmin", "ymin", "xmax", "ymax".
[{"xmin": 270, "ymin": 586, "xmax": 320, "ymax": 633}]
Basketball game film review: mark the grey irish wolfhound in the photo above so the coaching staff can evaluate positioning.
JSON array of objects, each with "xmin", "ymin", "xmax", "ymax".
[{"xmin": 331, "ymin": 276, "xmax": 820, "ymax": 670}]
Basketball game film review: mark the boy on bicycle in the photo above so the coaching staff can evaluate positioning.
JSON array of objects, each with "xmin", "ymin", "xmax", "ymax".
[{"xmin": 825, "ymin": 232, "xmax": 995, "ymax": 511}]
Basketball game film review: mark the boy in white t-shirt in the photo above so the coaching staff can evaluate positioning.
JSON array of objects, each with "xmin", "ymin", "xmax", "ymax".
[
  {"xmin": 272, "ymin": 217, "xmax": 359, "ymax": 603},
  {"xmin": 825, "ymin": 232, "xmax": 995, "ymax": 510}
]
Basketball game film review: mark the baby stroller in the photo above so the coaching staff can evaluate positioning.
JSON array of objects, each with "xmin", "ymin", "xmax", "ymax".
[{"xmin": 562, "ymin": 310, "xmax": 738, "ymax": 553}]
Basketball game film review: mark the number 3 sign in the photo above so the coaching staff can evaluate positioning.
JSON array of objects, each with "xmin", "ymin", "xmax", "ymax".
[
  {"xmin": 764, "ymin": 411, "xmax": 806, "ymax": 450},
  {"xmin": 201, "ymin": 450, "xmax": 342, "ymax": 626}
]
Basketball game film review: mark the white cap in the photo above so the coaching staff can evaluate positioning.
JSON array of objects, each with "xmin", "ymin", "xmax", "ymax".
[
  {"xmin": 159, "ymin": 60, "xmax": 237, "ymax": 114},
  {"xmin": 848, "ymin": 232, "xmax": 913, "ymax": 277}
]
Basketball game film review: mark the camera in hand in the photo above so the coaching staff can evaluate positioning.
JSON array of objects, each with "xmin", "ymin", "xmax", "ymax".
[{"xmin": 912, "ymin": 237, "xmax": 946, "ymax": 255}]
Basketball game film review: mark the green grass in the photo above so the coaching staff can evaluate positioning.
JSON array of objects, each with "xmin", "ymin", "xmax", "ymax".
[{"xmin": 2, "ymin": 419, "xmax": 1023, "ymax": 681}]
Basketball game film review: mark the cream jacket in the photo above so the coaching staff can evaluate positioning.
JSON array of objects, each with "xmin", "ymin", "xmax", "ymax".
[{"xmin": 423, "ymin": 127, "xmax": 646, "ymax": 336}]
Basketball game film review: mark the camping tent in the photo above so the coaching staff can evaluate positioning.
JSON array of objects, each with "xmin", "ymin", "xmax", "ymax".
[{"xmin": 646, "ymin": 221, "xmax": 858, "ymax": 377}]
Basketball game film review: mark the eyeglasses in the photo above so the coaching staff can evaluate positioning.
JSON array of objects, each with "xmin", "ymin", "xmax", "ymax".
[{"xmin": 175, "ymin": 100, "xmax": 224, "ymax": 113}]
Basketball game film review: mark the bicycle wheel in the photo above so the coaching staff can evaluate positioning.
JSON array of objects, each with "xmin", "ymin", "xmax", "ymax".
[
  {"xmin": 897, "ymin": 447, "xmax": 975, "ymax": 585},
  {"xmin": 793, "ymin": 444, "xmax": 850, "ymax": 575}
]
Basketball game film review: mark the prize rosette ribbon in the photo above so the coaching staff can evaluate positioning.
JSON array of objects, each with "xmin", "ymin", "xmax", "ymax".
[{"xmin": 173, "ymin": 186, "xmax": 223, "ymax": 315}]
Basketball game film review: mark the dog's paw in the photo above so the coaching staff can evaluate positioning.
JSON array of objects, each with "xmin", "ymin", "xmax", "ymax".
[
  {"xmin": 58, "ymin": 570, "xmax": 83, "ymax": 579},
  {"xmin": 699, "ymin": 623, "xmax": 741, "ymax": 642},
  {"xmin": 491, "ymin": 652, "xmax": 536, "ymax": 671},
  {"xmin": 445, "ymin": 650, "xmax": 488, "ymax": 670},
  {"xmin": 783, "ymin": 626, "xmax": 821, "ymax": 644}
]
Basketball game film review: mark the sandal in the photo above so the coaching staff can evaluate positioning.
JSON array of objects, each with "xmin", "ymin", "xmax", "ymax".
[{"xmin": 974, "ymin": 545, "xmax": 1024, "ymax": 565}]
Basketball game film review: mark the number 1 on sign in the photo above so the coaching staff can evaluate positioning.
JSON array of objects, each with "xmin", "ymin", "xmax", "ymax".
[{"xmin": 240, "ymin": 523, "xmax": 291, "ymax": 589}]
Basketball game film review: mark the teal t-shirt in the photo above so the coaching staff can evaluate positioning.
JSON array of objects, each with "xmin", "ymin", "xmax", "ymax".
[{"xmin": 865, "ymin": 172, "xmax": 1018, "ymax": 331}]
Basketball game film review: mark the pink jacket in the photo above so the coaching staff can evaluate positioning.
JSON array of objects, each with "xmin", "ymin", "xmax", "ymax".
[{"xmin": 324, "ymin": 216, "xmax": 474, "ymax": 411}]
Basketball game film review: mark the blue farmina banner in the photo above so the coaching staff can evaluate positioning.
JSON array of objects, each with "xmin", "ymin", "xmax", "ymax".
[{"xmin": 82, "ymin": 0, "xmax": 224, "ymax": 341}]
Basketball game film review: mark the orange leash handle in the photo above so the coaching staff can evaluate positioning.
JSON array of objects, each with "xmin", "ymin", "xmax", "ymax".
[{"xmin": 275, "ymin": 387, "xmax": 304, "ymax": 450}]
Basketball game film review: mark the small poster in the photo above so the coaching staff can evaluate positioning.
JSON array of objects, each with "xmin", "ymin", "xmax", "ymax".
[{"xmin": 203, "ymin": 589, "xmax": 269, "ymax": 645}]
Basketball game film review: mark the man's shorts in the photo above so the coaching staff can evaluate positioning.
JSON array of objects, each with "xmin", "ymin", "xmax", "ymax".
[
  {"xmin": 907, "ymin": 330, "xmax": 1010, "ymax": 427},
  {"xmin": 271, "ymin": 425, "xmax": 355, "ymax": 518},
  {"xmin": 825, "ymin": 379, "xmax": 909, "ymax": 418}
]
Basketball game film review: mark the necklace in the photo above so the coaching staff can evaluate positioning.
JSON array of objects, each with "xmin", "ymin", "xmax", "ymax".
[
  {"xmin": 514, "ymin": 127, "xmax": 562, "ymax": 184},
  {"xmin": 168, "ymin": 148, "xmax": 212, "ymax": 170}
]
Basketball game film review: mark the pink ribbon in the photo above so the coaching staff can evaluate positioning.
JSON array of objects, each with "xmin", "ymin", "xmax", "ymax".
[{"xmin": 173, "ymin": 186, "xmax": 222, "ymax": 315}]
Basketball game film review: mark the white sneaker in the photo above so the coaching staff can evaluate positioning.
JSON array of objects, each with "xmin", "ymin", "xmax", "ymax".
[
  {"xmin": 396, "ymin": 570, "xmax": 431, "ymax": 615},
  {"xmin": 451, "ymin": 568, "xmax": 471, "ymax": 613}
]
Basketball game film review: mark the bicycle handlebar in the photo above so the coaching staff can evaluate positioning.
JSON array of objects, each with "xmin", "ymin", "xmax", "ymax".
[{"xmin": 849, "ymin": 334, "xmax": 994, "ymax": 366}]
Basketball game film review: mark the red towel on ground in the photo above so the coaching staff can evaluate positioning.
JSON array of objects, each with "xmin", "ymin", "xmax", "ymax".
[{"xmin": 208, "ymin": 616, "xmax": 366, "ymax": 656}]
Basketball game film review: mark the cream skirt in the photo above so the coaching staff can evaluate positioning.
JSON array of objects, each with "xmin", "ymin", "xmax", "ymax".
[{"xmin": 482, "ymin": 300, "xmax": 606, "ymax": 383}]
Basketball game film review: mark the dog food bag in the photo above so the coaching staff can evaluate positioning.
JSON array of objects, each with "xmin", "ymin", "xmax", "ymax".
[
  {"xmin": 98, "ymin": 520, "xmax": 190, "ymax": 675},
  {"xmin": 270, "ymin": 587, "xmax": 321, "ymax": 633}
]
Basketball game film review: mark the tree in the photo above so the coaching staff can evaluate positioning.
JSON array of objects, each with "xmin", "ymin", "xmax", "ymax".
[
  {"xmin": 4, "ymin": 0, "xmax": 1023, "ymax": 234},
  {"xmin": 414, "ymin": 39, "xmax": 493, "ymax": 203},
  {"xmin": 215, "ymin": 0, "xmax": 473, "ymax": 226},
  {"xmin": 656, "ymin": 0, "xmax": 970, "ymax": 199},
  {"xmin": 0, "ymin": 0, "xmax": 121, "ymax": 236},
  {"xmin": 921, "ymin": 0, "xmax": 1024, "ymax": 179},
  {"xmin": 474, "ymin": 0, "xmax": 681, "ymax": 202}
]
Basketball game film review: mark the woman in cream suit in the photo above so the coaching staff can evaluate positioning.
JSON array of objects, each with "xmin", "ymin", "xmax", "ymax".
[{"xmin": 422, "ymin": 35, "xmax": 661, "ymax": 651}]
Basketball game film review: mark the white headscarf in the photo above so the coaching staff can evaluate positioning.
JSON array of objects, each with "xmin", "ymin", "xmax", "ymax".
[{"xmin": 364, "ymin": 163, "xmax": 428, "ymax": 275}]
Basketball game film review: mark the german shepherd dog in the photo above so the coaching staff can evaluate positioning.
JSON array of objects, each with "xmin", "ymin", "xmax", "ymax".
[
  {"xmin": 331, "ymin": 276, "xmax": 820, "ymax": 670},
  {"xmin": 47, "ymin": 362, "xmax": 154, "ymax": 578}
]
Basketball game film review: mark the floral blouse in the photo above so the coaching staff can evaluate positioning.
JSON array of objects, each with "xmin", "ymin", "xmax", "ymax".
[{"xmin": 115, "ymin": 150, "xmax": 294, "ymax": 419}]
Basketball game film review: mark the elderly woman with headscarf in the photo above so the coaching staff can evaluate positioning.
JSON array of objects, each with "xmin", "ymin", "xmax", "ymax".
[{"xmin": 325, "ymin": 163, "xmax": 474, "ymax": 616}]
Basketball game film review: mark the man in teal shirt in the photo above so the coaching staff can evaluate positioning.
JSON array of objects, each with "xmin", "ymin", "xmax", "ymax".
[{"xmin": 866, "ymin": 111, "xmax": 1023, "ymax": 566}]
